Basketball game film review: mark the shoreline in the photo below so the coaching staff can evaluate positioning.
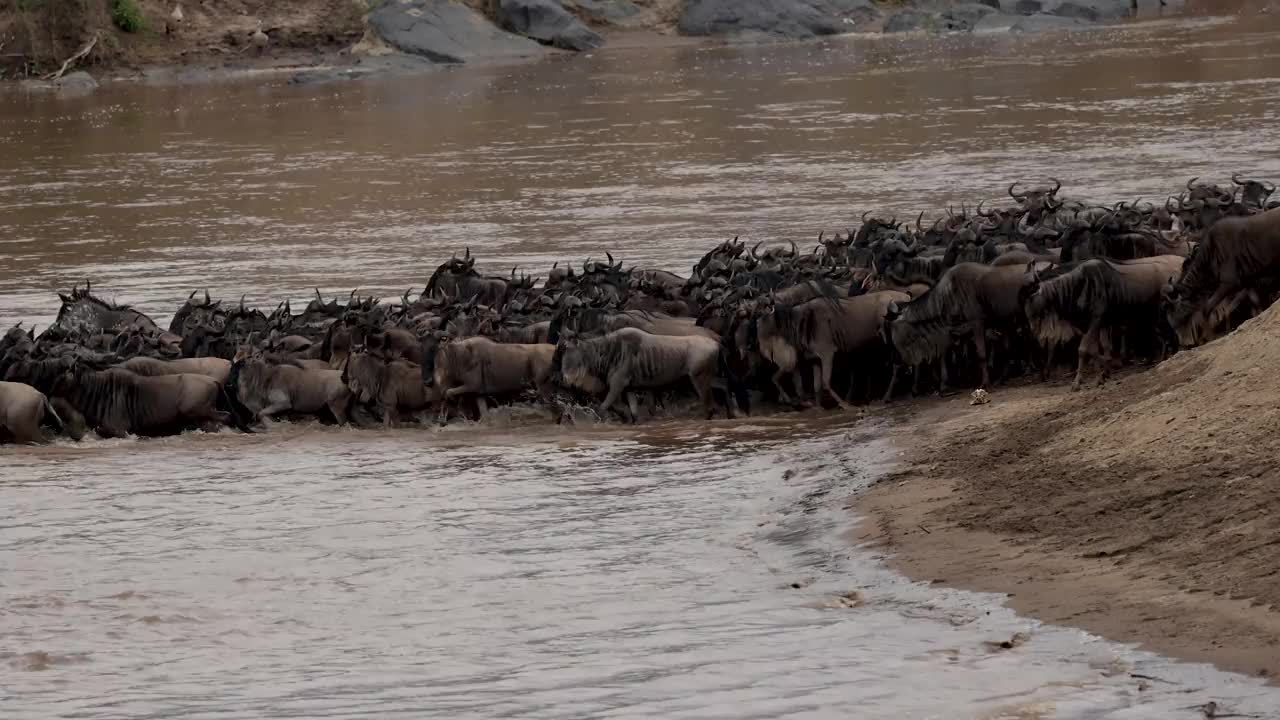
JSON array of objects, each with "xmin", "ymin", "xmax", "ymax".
[{"xmin": 851, "ymin": 376, "xmax": 1280, "ymax": 683}]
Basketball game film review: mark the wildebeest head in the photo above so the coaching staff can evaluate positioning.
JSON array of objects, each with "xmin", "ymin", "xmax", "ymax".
[{"xmin": 1232, "ymin": 173, "xmax": 1276, "ymax": 210}]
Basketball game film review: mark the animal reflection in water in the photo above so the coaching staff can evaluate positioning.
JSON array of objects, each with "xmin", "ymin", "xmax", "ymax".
[{"xmin": 1, "ymin": 174, "xmax": 1278, "ymax": 443}]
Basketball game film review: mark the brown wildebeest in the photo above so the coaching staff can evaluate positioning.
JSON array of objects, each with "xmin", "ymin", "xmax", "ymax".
[
  {"xmin": 0, "ymin": 381, "xmax": 65, "ymax": 444},
  {"xmin": 120, "ymin": 356, "xmax": 232, "ymax": 384},
  {"xmin": 342, "ymin": 351, "xmax": 434, "ymax": 428},
  {"xmin": 230, "ymin": 353, "xmax": 353, "ymax": 425},
  {"xmin": 50, "ymin": 368, "xmax": 233, "ymax": 438},
  {"xmin": 431, "ymin": 337, "xmax": 554, "ymax": 421}
]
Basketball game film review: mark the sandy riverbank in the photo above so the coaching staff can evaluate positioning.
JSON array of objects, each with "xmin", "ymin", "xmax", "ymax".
[{"xmin": 854, "ymin": 305, "xmax": 1280, "ymax": 681}]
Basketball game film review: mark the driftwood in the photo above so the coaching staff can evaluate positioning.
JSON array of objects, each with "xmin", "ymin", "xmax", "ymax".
[{"xmin": 41, "ymin": 34, "xmax": 97, "ymax": 82}]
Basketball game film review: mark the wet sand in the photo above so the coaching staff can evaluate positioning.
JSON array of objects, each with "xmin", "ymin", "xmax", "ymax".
[{"xmin": 854, "ymin": 307, "xmax": 1280, "ymax": 681}]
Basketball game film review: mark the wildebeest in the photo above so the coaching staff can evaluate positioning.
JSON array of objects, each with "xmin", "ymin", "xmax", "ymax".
[
  {"xmin": 883, "ymin": 262, "xmax": 1036, "ymax": 393},
  {"xmin": 229, "ymin": 354, "xmax": 353, "ymax": 425},
  {"xmin": 120, "ymin": 356, "xmax": 233, "ymax": 384},
  {"xmin": 425, "ymin": 249, "xmax": 508, "ymax": 306},
  {"xmin": 748, "ymin": 291, "xmax": 908, "ymax": 409},
  {"xmin": 552, "ymin": 328, "xmax": 741, "ymax": 421},
  {"xmin": 342, "ymin": 351, "xmax": 434, "ymax": 427},
  {"xmin": 45, "ymin": 284, "xmax": 181, "ymax": 353},
  {"xmin": 0, "ymin": 381, "xmax": 66, "ymax": 444},
  {"xmin": 430, "ymin": 337, "xmax": 555, "ymax": 421},
  {"xmin": 1165, "ymin": 207, "xmax": 1280, "ymax": 347},
  {"xmin": 44, "ymin": 367, "xmax": 233, "ymax": 438},
  {"xmin": 1029, "ymin": 255, "xmax": 1183, "ymax": 390}
]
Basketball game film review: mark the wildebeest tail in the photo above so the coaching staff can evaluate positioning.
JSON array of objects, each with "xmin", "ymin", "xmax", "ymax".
[
  {"xmin": 717, "ymin": 344, "xmax": 750, "ymax": 416},
  {"xmin": 41, "ymin": 397, "xmax": 65, "ymax": 435},
  {"xmin": 218, "ymin": 382, "xmax": 255, "ymax": 433}
]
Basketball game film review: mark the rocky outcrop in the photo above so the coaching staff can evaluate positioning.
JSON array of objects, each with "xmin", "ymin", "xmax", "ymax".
[
  {"xmin": 19, "ymin": 71, "xmax": 98, "ymax": 95},
  {"xmin": 1010, "ymin": 12, "xmax": 1090, "ymax": 31},
  {"xmin": 492, "ymin": 0, "xmax": 604, "ymax": 51},
  {"xmin": 561, "ymin": 0, "xmax": 643, "ymax": 24},
  {"xmin": 367, "ymin": 0, "xmax": 548, "ymax": 63},
  {"xmin": 678, "ymin": 0, "xmax": 881, "ymax": 39}
]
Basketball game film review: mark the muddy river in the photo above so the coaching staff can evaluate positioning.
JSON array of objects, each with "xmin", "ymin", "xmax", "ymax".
[{"xmin": 4, "ymin": 11, "xmax": 1280, "ymax": 718}]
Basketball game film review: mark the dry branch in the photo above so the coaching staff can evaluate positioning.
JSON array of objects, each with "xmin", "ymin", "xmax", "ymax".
[{"xmin": 41, "ymin": 34, "xmax": 97, "ymax": 81}]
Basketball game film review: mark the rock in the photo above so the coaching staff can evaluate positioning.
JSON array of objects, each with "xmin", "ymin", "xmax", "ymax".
[
  {"xmin": 494, "ymin": 0, "xmax": 604, "ymax": 51},
  {"xmin": 20, "ymin": 71, "xmax": 98, "ymax": 95},
  {"xmin": 974, "ymin": 11, "xmax": 1018, "ymax": 31},
  {"xmin": 883, "ymin": 9, "xmax": 931, "ymax": 33},
  {"xmin": 942, "ymin": 2, "xmax": 998, "ymax": 29},
  {"xmin": 678, "ymin": 0, "xmax": 880, "ymax": 39},
  {"xmin": 563, "ymin": 0, "xmax": 642, "ymax": 23},
  {"xmin": 288, "ymin": 55, "xmax": 439, "ymax": 85},
  {"xmin": 1010, "ymin": 12, "xmax": 1090, "ymax": 31},
  {"xmin": 1049, "ymin": 0, "xmax": 1131, "ymax": 21},
  {"xmin": 367, "ymin": 0, "xmax": 547, "ymax": 64}
]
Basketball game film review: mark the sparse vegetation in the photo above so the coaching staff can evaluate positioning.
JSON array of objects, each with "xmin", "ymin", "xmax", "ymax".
[{"xmin": 111, "ymin": 0, "xmax": 144, "ymax": 33}]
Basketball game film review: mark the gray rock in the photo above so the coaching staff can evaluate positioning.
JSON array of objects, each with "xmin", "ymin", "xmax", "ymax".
[
  {"xmin": 973, "ymin": 11, "xmax": 1018, "ymax": 31},
  {"xmin": 368, "ymin": 0, "xmax": 547, "ymax": 64},
  {"xmin": 20, "ymin": 70, "xmax": 98, "ymax": 95},
  {"xmin": 1050, "ymin": 0, "xmax": 1131, "ymax": 21},
  {"xmin": 883, "ymin": 9, "xmax": 931, "ymax": 33},
  {"xmin": 678, "ymin": 0, "xmax": 880, "ymax": 39},
  {"xmin": 494, "ymin": 0, "xmax": 604, "ymax": 51},
  {"xmin": 942, "ymin": 2, "xmax": 998, "ymax": 29},
  {"xmin": 1010, "ymin": 12, "xmax": 1090, "ymax": 31},
  {"xmin": 563, "ymin": 0, "xmax": 642, "ymax": 23},
  {"xmin": 288, "ymin": 55, "xmax": 439, "ymax": 86}
]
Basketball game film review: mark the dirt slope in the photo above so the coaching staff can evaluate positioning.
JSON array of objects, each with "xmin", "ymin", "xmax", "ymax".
[
  {"xmin": 1, "ymin": 0, "xmax": 365, "ymax": 77},
  {"xmin": 858, "ymin": 303, "xmax": 1280, "ymax": 679}
]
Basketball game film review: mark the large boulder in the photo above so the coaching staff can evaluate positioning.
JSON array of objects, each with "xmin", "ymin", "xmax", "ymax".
[
  {"xmin": 493, "ymin": 0, "xmax": 604, "ymax": 51},
  {"xmin": 678, "ymin": 0, "xmax": 880, "ymax": 39},
  {"xmin": 942, "ymin": 2, "xmax": 999, "ymax": 29},
  {"xmin": 367, "ymin": 0, "xmax": 547, "ymax": 63},
  {"xmin": 1010, "ymin": 12, "xmax": 1090, "ymax": 31},
  {"xmin": 883, "ymin": 9, "xmax": 930, "ymax": 33},
  {"xmin": 1007, "ymin": 0, "xmax": 1130, "ymax": 18},
  {"xmin": 562, "ymin": 0, "xmax": 643, "ymax": 24},
  {"xmin": 1049, "ymin": 0, "xmax": 1131, "ymax": 21}
]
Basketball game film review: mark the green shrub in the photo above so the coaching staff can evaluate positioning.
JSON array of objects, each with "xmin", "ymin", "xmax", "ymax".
[{"xmin": 111, "ymin": 0, "xmax": 144, "ymax": 33}]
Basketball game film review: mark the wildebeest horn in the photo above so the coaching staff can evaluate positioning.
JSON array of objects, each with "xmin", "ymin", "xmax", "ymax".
[
  {"xmin": 751, "ymin": 241, "xmax": 762, "ymax": 260},
  {"xmin": 861, "ymin": 210, "xmax": 871, "ymax": 223},
  {"xmin": 1232, "ymin": 172, "xmax": 1245, "ymax": 186},
  {"xmin": 465, "ymin": 247, "xmax": 471, "ymax": 259},
  {"xmin": 1186, "ymin": 176, "xmax": 1199, "ymax": 191},
  {"xmin": 204, "ymin": 289, "xmax": 211, "ymax": 304},
  {"xmin": 606, "ymin": 252, "xmax": 614, "ymax": 266},
  {"xmin": 188, "ymin": 290, "xmax": 198, "ymax": 300},
  {"xmin": 1048, "ymin": 177, "xmax": 1061, "ymax": 196},
  {"xmin": 239, "ymin": 295, "xmax": 247, "ymax": 312},
  {"xmin": 1008, "ymin": 182, "xmax": 1025, "ymax": 201},
  {"xmin": 789, "ymin": 240, "xmax": 797, "ymax": 257}
]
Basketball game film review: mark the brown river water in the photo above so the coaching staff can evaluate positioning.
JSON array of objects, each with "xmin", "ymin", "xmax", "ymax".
[{"xmin": 5, "ymin": 11, "xmax": 1280, "ymax": 719}]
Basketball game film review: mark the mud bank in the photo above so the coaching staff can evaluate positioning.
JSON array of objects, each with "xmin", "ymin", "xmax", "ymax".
[{"xmin": 855, "ymin": 302, "xmax": 1280, "ymax": 681}]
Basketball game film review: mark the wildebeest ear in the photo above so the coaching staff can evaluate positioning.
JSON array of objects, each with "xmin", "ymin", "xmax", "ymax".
[{"xmin": 58, "ymin": 292, "xmax": 72, "ymax": 304}]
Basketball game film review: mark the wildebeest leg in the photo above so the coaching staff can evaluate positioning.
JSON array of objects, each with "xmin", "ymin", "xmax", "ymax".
[
  {"xmin": 258, "ymin": 401, "xmax": 292, "ymax": 421},
  {"xmin": 1072, "ymin": 316, "xmax": 1104, "ymax": 392},
  {"xmin": 882, "ymin": 364, "xmax": 899, "ymax": 404},
  {"xmin": 770, "ymin": 365, "xmax": 795, "ymax": 405},
  {"xmin": 974, "ymin": 323, "xmax": 990, "ymax": 389},
  {"xmin": 475, "ymin": 396, "xmax": 489, "ymax": 421},
  {"xmin": 600, "ymin": 373, "xmax": 634, "ymax": 423},
  {"xmin": 691, "ymin": 372, "xmax": 716, "ymax": 420},
  {"xmin": 1042, "ymin": 345, "xmax": 1054, "ymax": 382},
  {"xmin": 938, "ymin": 361, "xmax": 950, "ymax": 396},
  {"xmin": 626, "ymin": 392, "xmax": 642, "ymax": 421},
  {"xmin": 383, "ymin": 403, "xmax": 400, "ymax": 429},
  {"xmin": 815, "ymin": 351, "xmax": 850, "ymax": 410}
]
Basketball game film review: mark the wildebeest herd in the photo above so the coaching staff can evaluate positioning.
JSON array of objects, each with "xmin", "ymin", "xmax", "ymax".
[{"xmin": 1, "ymin": 174, "xmax": 1277, "ymax": 444}]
